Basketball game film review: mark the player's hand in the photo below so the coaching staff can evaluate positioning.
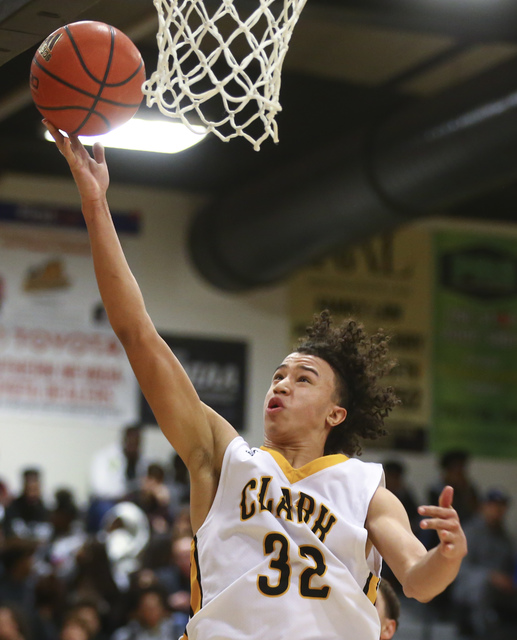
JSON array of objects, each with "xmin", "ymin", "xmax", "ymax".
[
  {"xmin": 43, "ymin": 119, "xmax": 109, "ymax": 202},
  {"xmin": 418, "ymin": 486, "xmax": 468, "ymax": 560}
]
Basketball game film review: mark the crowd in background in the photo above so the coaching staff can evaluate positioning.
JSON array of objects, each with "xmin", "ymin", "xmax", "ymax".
[
  {"xmin": 0, "ymin": 425, "xmax": 192, "ymax": 640},
  {"xmin": 384, "ymin": 449, "xmax": 517, "ymax": 640},
  {"xmin": 0, "ymin": 425, "xmax": 516, "ymax": 640}
]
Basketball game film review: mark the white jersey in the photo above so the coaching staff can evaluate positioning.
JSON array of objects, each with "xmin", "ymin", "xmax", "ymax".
[{"xmin": 184, "ymin": 436, "xmax": 384, "ymax": 640}]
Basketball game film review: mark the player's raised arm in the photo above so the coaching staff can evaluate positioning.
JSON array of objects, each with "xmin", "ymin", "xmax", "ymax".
[{"xmin": 44, "ymin": 121, "xmax": 238, "ymax": 530}]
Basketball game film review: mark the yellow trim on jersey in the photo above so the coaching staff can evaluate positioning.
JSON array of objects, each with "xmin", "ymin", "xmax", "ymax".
[
  {"xmin": 190, "ymin": 537, "xmax": 202, "ymax": 616},
  {"xmin": 364, "ymin": 574, "xmax": 380, "ymax": 604},
  {"xmin": 260, "ymin": 447, "xmax": 349, "ymax": 483}
]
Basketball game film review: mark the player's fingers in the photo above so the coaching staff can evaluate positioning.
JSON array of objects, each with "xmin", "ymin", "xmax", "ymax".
[
  {"xmin": 92, "ymin": 142, "xmax": 105, "ymax": 164},
  {"xmin": 42, "ymin": 119, "xmax": 67, "ymax": 151},
  {"xmin": 439, "ymin": 527, "xmax": 467, "ymax": 558},
  {"xmin": 69, "ymin": 134, "xmax": 87, "ymax": 156},
  {"xmin": 42, "ymin": 118, "xmax": 59, "ymax": 136},
  {"xmin": 419, "ymin": 516, "xmax": 459, "ymax": 532},
  {"xmin": 439, "ymin": 485, "xmax": 454, "ymax": 509},
  {"xmin": 420, "ymin": 517, "xmax": 466, "ymax": 556},
  {"xmin": 418, "ymin": 504, "xmax": 458, "ymax": 520},
  {"xmin": 440, "ymin": 541, "xmax": 460, "ymax": 557}
]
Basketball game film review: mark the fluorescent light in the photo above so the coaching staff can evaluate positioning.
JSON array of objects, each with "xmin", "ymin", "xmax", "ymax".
[{"xmin": 44, "ymin": 118, "xmax": 208, "ymax": 153}]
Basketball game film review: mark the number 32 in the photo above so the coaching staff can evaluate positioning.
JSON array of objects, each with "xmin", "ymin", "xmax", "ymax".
[{"xmin": 258, "ymin": 532, "xmax": 330, "ymax": 599}]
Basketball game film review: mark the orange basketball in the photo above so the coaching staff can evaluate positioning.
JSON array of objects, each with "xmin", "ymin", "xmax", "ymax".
[{"xmin": 30, "ymin": 21, "xmax": 146, "ymax": 136}]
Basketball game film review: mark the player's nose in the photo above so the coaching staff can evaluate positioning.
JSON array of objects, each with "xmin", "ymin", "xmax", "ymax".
[{"xmin": 273, "ymin": 377, "xmax": 290, "ymax": 394}]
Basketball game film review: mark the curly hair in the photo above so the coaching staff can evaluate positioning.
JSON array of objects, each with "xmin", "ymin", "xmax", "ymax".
[{"xmin": 296, "ymin": 310, "xmax": 399, "ymax": 456}]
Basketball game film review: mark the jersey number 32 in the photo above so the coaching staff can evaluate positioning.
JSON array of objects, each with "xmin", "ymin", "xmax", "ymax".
[{"xmin": 258, "ymin": 532, "xmax": 330, "ymax": 599}]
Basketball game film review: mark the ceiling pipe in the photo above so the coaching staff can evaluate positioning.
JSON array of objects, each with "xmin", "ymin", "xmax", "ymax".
[{"xmin": 189, "ymin": 55, "xmax": 517, "ymax": 291}]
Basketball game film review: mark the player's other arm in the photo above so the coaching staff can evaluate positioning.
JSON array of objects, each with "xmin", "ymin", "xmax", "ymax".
[
  {"xmin": 366, "ymin": 485, "xmax": 467, "ymax": 603},
  {"xmin": 45, "ymin": 123, "xmax": 238, "ymax": 529}
]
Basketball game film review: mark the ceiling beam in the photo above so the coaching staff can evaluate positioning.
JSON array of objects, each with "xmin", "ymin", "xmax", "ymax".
[
  {"xmin": 0, "ymin": 0, "xmax": 101, "ymax": 64},
  {"xmin": 309, "ymin": 0, "xmax": 517, "ymax": 43}
]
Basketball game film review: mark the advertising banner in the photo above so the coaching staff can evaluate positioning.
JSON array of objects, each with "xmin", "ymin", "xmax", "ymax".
[
  {"xmin": 0, "ymin": 201, "xmax": 140, "ymax": 422},
  {"xmin": 432, "ymin": 229, "xmax": 517, "ymax": 457},
  {"xmin": 140, "ymin": 334, "xmax": 248, "ymax": 431},
  {"xmin": 289, "ymin": 227, "xmax": 433, "ymax": 450}
]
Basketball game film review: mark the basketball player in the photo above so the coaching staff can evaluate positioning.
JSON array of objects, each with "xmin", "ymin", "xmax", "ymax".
[
  {"xmin": 44, "ymin": 121, "xmax": 467, "ymax": 640},
  {"xmin": 375, "ymin": 580, "xmax": 400, "ymax": 639}
]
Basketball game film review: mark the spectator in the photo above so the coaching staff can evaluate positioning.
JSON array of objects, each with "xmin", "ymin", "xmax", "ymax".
[
  {"xmin": 154, "ymin": 534, "xmax": 191, "ymax": 630},
  {"xmin": 428, "ymin": 450, "xmax": 479, "ymax": 526},
  {"xmin": 68, "ymin": 539, "xmax": 123, "ymax": 633},
  {"xmin": 375, "ymin": 580, "xmax": 400, "ymax": 640},
  {"xmin": 59, "ymin": 615, "xmax": 90, "ymax": 640},
  {"xmin": 0, "ymin": 478, "xmax": 12, "ymax": 533},
  {"xmin": 383, "ymin": 461, "xmax": 420, "ymax": 535},
  {"xmin": 382, "ymin": 460, "xmax": 422, "ymax": 592},
  {"xmin": 0, "ymin": 538, "xmax": 38, "ymax": 616},
  {"xmin": 111, "ymin": 586, "xmax": 181, "ymax": 640},
  {"xmin": 425, "ymin": 450, "xmax": 480, "ymax": 621},
  {"xmin": 0, "ymin": 604, "xmax": 30, "ymax": 640},
  {"xmin": 65, "ymin": 600, "xmax": 108, "ymax": 640},
  {"xmin": 126, "ymin": 464, "xmax": 172, "ymax": 536},
  {"xmin": 32, "ymin": 573, "xmax": 66, "ymax": 640},
  {"xmin": 3, "ymin": 468, "xmax": 51, "ymax": 542},
  {"xmin": 452, "ymin": 488, "xmax": 517, "ymax": 639},
  {"xmin": 170, "ymin": 506, "xmax": 192, "ymax": 541},
  {"xmin": 44, "ymin": 489, "xmax": 87, "ymax": 579},
  {"xmin": 88, "ymin": 425, "xmax": 148, "ymax": 532}
]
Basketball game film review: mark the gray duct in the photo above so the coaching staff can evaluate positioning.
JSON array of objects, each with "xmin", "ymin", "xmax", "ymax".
[{"xmin": 189, "ymin": 56, "xmax": 517, "ymax": 291}]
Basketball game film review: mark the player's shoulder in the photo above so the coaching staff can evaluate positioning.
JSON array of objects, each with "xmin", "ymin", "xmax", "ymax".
[
  {"xmin": 345, "ymin": 456, "xmax": 384, "ymax": 476},
  {"xmin": 220, "ymin": 434, "xmax": 257, "ymax": 461}
]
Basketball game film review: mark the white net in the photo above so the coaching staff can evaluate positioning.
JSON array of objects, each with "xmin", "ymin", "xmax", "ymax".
[{"xmin": 142, "ymin": 0, "xmax": 308, "ymax": 150}]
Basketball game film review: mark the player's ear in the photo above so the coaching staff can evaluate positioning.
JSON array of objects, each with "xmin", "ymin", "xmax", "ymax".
[
  {"xmin": 380, "ymin": 619, "xmax": 397, "ymax": 640},
  {"xmin": 327, "ymin": 406, "xmax": 347, "ymax": 428}
]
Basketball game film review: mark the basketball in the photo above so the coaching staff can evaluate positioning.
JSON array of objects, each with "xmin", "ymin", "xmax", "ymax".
[{"xmin": 30, "ymin": 21, "xmax": 146, "ymax": 136}]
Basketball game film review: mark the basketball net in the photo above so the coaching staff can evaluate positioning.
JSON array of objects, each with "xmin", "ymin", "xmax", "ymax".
[{"xmin": 142, "ymin": 0, "xmax": 308, "ymax": 150}]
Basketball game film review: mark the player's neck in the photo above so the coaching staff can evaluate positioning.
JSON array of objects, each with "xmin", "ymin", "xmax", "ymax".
[{"xmin": 262, "ymin": 439, "xmax": 325, "ymax": 468}]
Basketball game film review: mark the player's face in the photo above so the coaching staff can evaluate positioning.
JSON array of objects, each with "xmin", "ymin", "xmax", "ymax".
[{"xmin": 263, "ymin": 352, "xmax": 345, "ymax": 441}]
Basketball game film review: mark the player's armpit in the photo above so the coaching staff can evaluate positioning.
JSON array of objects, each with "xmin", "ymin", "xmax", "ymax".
[
  {"xmin": 188, "ymin": 404, "xmax": 239, "ymax": 533},
  {"xmin": 201, "ymin": 403, "xmax": 240, "ymax": 471}
]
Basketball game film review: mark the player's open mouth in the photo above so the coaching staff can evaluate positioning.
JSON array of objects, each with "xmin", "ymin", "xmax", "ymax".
[{"xmin": 267, "ymin": 397, "xmax": 284, "ymax": 411}]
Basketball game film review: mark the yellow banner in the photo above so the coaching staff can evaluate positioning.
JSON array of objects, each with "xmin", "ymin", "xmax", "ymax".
[{"xmin": 289, "ymin": 227, "xmax": 432, "ymax": 450}]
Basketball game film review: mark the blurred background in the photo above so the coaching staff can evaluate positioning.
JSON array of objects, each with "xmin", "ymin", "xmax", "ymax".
[{"xmin": 1, "ymin": 2, "xmax": 517, "ymax": 639}]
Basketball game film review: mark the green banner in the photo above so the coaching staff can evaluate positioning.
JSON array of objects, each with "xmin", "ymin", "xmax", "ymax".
[{"xmin": 432, "ymin": 229, "xmax": 517, "ymax": 458}]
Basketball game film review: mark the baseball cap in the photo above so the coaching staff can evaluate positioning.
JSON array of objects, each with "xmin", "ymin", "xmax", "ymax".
[{"xmin": 484, "ymin": 488, "xmax": 510, "ymax": 504}]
